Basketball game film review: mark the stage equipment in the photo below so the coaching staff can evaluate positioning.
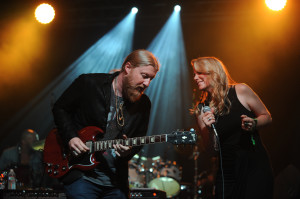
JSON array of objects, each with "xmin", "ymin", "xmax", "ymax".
[
  {"xmin": 0, "ymin": 190, "xmax": 66, "ymax": 199},
  {"xmin": 129, "ymin": 161, "xmax": 146, "ymax": 188},
  {"xmin": 192, "ymin": 145, "xmax": 200, "ymax": 199},
  {"xmin": 265, "ymin": 0, "xmax": 287, "ymax": 11},
  {"xmin": 128, "ymin": 155, "xmax": 183, "ymax": 198},
  {"xmin": 131, "ymin": 7, "xmax": 138, "ymax": 14},
  {"xmin": 35, "ymin": 3, "xmax": 55, "ymax": 24},
  {"xmin": 130, "ymin": 188, "xmax": 166, "ymax": 199},
  {"xmin": 174, "ymin": 5, "xmax": 181, "ymax": 12},
  {"xmin": 148, "ymin": 160, "xmax": 182, "ymax": 197}
]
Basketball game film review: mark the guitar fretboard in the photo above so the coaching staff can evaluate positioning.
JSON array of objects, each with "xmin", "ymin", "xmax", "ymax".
[{"xmin": 88, "ymin": 134, "xmax": 167, "ymax": 152}]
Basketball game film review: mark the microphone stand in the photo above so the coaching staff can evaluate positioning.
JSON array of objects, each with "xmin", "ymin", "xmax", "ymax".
[{"xmin": 193, "ymin": 146, "xmax": 199, "ymax": 199}]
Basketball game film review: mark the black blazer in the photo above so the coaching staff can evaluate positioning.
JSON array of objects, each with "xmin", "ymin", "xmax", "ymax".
[{"xmin": 52, "ymin": 72, "xmax": 151, "ymax": 195}]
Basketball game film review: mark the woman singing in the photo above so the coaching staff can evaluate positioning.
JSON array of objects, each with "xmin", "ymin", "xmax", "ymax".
[{"xmin": 191, "ymin": 57, "xmax": 273, "ymax": 199}]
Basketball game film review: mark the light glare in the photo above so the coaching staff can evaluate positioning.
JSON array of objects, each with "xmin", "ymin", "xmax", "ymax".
[
  {"xmin": 131, "ymin": 7, "xmax": 138, "ymax": 14},
  {"xmin": 265, "ymin": 0, "xmax": 287, "ymax": 11},
  {"xmin": 174, "ymin": 5, "xmax": 181, "ymax": 12},
  {"xmin": 35, "ymin": 3, "xmax": 55, "ymax": 24}
]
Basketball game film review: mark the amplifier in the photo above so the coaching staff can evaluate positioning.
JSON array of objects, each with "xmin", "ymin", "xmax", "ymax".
[
  {"xmin": 130, "ymin": 188, "xmax": 166, "ymax": 199},
  {"xmin": 0, "ymin": 190, "xmax": 66, "ymax": 199},
  {"xmin": 1, "ymin": 188, "xmax": 165, "ymax": 199}
]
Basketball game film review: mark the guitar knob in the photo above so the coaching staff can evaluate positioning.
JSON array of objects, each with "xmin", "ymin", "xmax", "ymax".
[
  {"xmin": 62, "ymin": 166, "xmax": 67, "ymax": 171},
  {"xmin": 47, "ymin": 163, "xmax": 53, "ymax": 167},
  {"xmin": 53, "ymin": 171, "xmax": 59, "ymax": 175},
  {"xmin": 47, "ymin": 169, "xmax": 52, "ymax": 174}
]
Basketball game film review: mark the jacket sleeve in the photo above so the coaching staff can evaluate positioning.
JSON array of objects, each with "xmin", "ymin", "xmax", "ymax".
[{"xmin": 52, "ymin": 75, "xmax": 86, "ymax": 147}]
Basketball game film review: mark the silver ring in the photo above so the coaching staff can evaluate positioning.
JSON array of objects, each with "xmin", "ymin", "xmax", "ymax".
[{"xmin": 208, "ymin": 117, "xmax": 212, "ymax": 121}]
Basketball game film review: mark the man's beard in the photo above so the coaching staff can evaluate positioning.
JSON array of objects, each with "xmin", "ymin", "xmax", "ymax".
[{"xmin": 122, "ymin": 76, "xmax": 143, "ymax": 103}]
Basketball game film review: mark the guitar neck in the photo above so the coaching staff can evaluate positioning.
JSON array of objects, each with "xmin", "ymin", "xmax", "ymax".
[{"xmin": 89, "ymin": 134, "xmax": 168, "ymax": 152}]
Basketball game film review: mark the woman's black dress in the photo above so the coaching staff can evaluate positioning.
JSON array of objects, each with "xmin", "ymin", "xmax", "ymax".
[{"xmin": 214, "ymin": 86, "xmax": 273, "ymax": 199}]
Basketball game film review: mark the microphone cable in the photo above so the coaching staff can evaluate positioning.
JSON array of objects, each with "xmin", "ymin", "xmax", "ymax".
[
  {"xmin": 214, "ymin": 130, "xmax": 224, "ymax": 199},
  {"xmin": 203, "ymin": 106, "xmax": 224, "ymax": 199}
]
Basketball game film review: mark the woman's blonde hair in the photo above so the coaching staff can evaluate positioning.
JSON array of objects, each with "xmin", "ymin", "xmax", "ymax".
[{"xmin": 191, "ymin": 57, "xmax": 235, "ymax": 116}]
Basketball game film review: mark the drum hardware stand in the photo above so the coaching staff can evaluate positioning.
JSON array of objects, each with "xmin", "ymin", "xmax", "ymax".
[
  {"xmin": 193, "ymin": 145, "xmax": 199, "ymax": 199},
  {"xmin": 145, "ymin": 169, "xmax": 152, "ymax": 187}
]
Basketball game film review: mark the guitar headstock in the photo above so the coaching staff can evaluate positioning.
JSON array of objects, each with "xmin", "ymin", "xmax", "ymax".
[{"xmin": 167, "ymin": 129, "xmax": 197, "ymax": 145}]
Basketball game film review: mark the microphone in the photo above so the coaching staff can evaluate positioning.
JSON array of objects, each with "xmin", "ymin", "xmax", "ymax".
[
  {"xmin": 203, "ymin": 106, "xmax": 216, "ymax": 130},
  {"xmin": 203, "ymin": 106, "xmax": 219, "ymax": 151}
]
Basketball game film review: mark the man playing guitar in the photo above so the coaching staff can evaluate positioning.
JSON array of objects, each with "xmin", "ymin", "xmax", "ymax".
[{"xmin": 51, "ymin": 49, "xmax": 159, "ymax": 199}]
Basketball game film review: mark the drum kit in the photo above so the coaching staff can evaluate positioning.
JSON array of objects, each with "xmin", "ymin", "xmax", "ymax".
[
  {"xmin": 128, "ymin": 142, "xmax": 217, "ymax": 199},
  {"xmin": 128, "ymin": 154, "xmax": 182, "ymax": 198}
]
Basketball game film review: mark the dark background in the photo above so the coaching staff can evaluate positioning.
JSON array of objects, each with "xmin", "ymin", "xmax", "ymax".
[{"xmin": 0, "ymin": 0, "xmax": 300, "ymax": 195}]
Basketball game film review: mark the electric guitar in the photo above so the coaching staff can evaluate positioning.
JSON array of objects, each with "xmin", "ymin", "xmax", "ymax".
[{"xmin": 43, "ymin": 126, "xmax": 197, "ymax": 178}]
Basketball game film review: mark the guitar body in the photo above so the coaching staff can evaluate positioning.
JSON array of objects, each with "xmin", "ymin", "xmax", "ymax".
[{"xmin": 43, "ymin": 126, "xmax": 104, "ymax": 178}]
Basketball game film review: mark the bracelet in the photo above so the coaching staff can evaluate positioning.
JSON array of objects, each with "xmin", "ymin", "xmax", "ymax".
[
  {"xmin": 251, "ymin": 118, "xmax": 258, "ymax": 146},
  {"xmin": 253, "ymin": 118, "xmax": 258, "ymax": 130}
]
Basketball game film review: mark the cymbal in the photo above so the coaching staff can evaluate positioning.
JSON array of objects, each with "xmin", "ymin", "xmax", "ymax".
[
  {"xmin": 140, "ymin": 156, "xmax": 147, "ymax": 161},
  {"xmin": 152, "ymin": 156, "xmax": 161, "ymax": 161},
  {"xmin": 32, "ymin": 139, "xmax": 45, "ymax": 150}
]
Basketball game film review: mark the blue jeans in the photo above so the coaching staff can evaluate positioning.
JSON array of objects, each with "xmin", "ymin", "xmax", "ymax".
[{"xmin": 64, "ymin": 177, "xmax": 127, "ymax": 199}]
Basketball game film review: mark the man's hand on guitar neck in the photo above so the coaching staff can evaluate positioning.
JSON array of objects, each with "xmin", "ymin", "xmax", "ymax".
[
  {"xmin": 69, "ymin": 137, "xmax": 89, "ymax": 156},
  {"xmin": 113, "ymin": 134, "xmax": 132, "ymax": 157}
]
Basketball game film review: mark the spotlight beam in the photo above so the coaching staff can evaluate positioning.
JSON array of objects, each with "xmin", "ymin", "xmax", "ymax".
[
  {"xmin": 144, "ymin": 10, "xmax": 192, "ymax": 157},
  {"xmin": 0, "ymin": 11, "xmax": 137, "ymax": 147}
]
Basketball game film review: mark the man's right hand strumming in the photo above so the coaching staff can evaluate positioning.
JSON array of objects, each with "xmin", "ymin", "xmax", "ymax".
[{"xmin": 69, "ymin": 137, "xmax": 89, "ymax": 156}]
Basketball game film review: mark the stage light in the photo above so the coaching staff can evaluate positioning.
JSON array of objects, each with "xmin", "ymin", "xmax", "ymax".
[
  {"xmin": 35, "ymin": 3, "xmax": 55, "ymax": 24},
  {"xmin": 174, "ymin": 5, "xmax": 181, "ymax": 12},
  {"xmin": 265, "ymin": 0, "xmax": 287, "ymax": 11},
  {"xmin": 131, "ymin": 7, "xmax": 138, "ymax": 14}
]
